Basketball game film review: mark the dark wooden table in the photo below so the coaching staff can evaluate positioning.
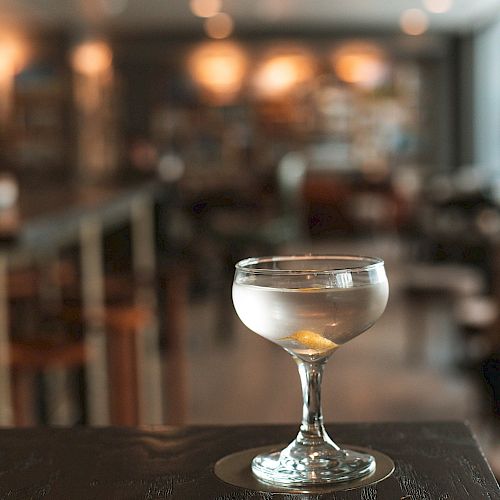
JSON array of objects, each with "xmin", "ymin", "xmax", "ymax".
[{"xmin": 0, "ymin": 422, "xmax": 498, "ymax": 499}]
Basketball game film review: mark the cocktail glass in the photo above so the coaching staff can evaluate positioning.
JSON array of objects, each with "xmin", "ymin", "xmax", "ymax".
[{"xmin": 232, "ymin": 255, "xmax": 389, "ymax": 486}]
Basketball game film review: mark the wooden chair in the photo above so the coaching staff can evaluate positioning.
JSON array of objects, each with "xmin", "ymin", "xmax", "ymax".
[
  {"xmin": 8, "ymin": 261, "xmax": 153, "ymax": 426},
  {"xmin": 105, "ymin": 305, "xmax": 151, "ymax": 425},
  {"xmin": 61, "ymin": 298, "xmax": 152, "ymax": 426}
]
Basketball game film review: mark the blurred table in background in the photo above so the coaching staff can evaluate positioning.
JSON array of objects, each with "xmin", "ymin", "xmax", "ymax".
[{"xmin": 0, "ymin": 422, "xmax": 496, "ymax": 498}]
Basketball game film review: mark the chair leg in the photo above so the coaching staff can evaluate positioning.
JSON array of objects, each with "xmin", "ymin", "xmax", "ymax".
[
  {"xmin": 107, "ymin": 330, "xmax": 139, "ymax": 426},
  {"xmin": 11, "ymin": 369, "xmax": 36, "ymax": 427},
  {"xmin": 74, "ymin": 367, "xmax": 88, "ymax": 424},
  {"xmin": 162, "ymin": 267, "xmax": 188, "ymax": 424}
]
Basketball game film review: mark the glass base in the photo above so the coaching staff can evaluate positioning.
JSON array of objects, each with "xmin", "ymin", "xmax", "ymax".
[
  {"xmin": 214, "ymin": 444, "xmax": 394, "ymax": 494},
  {"xmin": 251, "ymin": 446, "xmax": 375, "ymax": 486}
]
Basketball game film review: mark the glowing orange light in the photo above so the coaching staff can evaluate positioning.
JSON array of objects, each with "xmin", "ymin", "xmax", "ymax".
[
  {"xmin": 423, "ymin": 0, "xmax": 453, "ymax": 14},
  {"xmin": 71, "ymin": 40, "xmax": 113, "ymax": 76},
  {"xmin": 0, "ymin": 33, "xmax": 29, "ymax": 76},
  {"xmin": 253, "ymin": 51, "xmax": 315, "ymax": 99},
  {"xmin": 0, "ymin": 31, "xmax": 29, "ymax": 124},
  {"xmin": 204, "ymin": 12, "xmax": 234, "ymax": 39},
  {"xmin": 0, "ymin": 48, "xmax": 16, "ymax": 77},
  {"xmin": 187, "ymin": 42, "xmax": 248, "ymax": 104},
  {"xmin": 332, "ymin": 43, "xmax": 388, "ymax": 89},
  {"xmin": 400, "ymin": 9, "xmax": 429, "ymax": 36},
  {"xmin": 189, "ymin": 0, "xmax": 221, "ymax": 18}
]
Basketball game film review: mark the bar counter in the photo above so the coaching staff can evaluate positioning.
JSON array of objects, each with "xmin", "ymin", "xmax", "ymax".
[{"xmin": 0, "ymin": 422, "xmax": 497, "ymax": 499}]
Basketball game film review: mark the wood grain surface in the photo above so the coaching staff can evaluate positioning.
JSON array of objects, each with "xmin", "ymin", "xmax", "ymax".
[{"xmin": 0, "ymin": 422, "xmax": 497, "ymax": 499}]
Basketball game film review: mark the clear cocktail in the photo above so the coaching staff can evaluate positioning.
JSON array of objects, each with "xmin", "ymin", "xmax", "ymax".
[{"xmin": 232, "ymin": 255, "xmax": 389, "ymax": 486}]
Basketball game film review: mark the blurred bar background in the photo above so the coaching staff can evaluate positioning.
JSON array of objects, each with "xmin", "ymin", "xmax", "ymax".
[{"xmin": 0, "ymin": 0, "xmax": 498, "ymax": 478}]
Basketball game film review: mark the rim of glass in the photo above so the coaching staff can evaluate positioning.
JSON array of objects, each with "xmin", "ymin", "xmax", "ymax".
[{"xmin": 235, "ymin": 255, "xmax": 385, "ymax": 276}]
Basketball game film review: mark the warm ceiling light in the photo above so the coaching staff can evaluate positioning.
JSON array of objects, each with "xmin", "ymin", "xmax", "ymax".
[
  {"xmin": 0, "ymin": 33, "xmax": 29, "ymax": 76},
  {"xmin": 253, "ymin": 51, "xmax": 315, "ymax": 99},
  {"xmin": 423, "ymin": 0, "xmax": 453, "ymax": 14},
  {"xmin": 204, "ymin": 12, "xmax": 234, "ymax": 39},
  {"xmin": 189, "ymin": 0, "xmax": 221, "ymax": 18},
  {"xmin": 71, "ymin": 40, "xmax": 113, "ymax": 75},
  {"xmin": 400, "ymin": 9, "xmax": 429, "ymax": 36},
  {"xmin": 332, "ymin": 42, "xmax": 388, "ymax": 89},
  {"xmin": 187, "ymin": 41, "xmax": 248, "ymax": 104}
]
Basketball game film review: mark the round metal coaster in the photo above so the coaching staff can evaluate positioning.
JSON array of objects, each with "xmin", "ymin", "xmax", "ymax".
[{"xmin": 214, "ymin": 444, "xmax": 395, "ymax": 494}]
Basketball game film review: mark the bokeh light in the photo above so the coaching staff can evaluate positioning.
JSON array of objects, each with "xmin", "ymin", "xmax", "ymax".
[
  {"xmin": 189, "ymin": 0, "xmax": 221, "ymax": 18},
  {"xmin": 400, "ymin": 9, "xmax": 429, "ymax": 36},
  {"xmin": 71, "ymin": 40, "xmax": 113, "ymax": 76},
  {"xmin": 253, "ymin": 50, "xmax": 315, "ymax": 99},
  {"xmin": 204, "ymin": 12, "xmax": 234, "ymax": 39},
  {"xmin": 332, "ymin": 42, "xmax": 389, "ymax": 89},
  {"xmin": 423, "ymin": 0, "xmax": 453, "ymax": 14},
  {"xmin": 187, "ymin": 41, "xmax": 248, "ymax": 104},
  {"xmin": 0, "ymin": 32, "xmax": 29, "ymax": 76}
]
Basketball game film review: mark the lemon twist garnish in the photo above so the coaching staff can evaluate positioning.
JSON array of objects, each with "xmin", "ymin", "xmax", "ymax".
[{"xmin": 282, "ymin": 330, "xmax": 339, "ymax": 352}]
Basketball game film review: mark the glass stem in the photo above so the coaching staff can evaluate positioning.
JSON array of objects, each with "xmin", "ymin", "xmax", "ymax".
[{"xmin": 295, "ymin": 358, "xmax": 339, "ymax": 450}]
